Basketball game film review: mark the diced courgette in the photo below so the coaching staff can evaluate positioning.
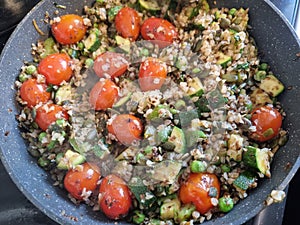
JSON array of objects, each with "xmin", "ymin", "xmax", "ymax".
[
  {"xmin": 184, "ymin": 129, "xmax": 206, "ymax": 148},
  {"xmin": 243, "ymin": 146, "xmax": 270, "ymax": 176},
  {"xmin": 129, "ymin": 177, "xmax": 156, "ymax": 208},
  {"xmin": 83, "ymin": 28, "xmax": 101, "ymax": 52},
  {"xmin": 108, "ymin": 6, "xmax": 123, "ymax": 22},
  {"xmin": 139, "ymin": 0, "xmax": 160, "ymax": 11},
  {"xmin": 115, "ymin": 35, "xmax": 131, "ymax": 53},
  {"xmin": 152, "ymin": 160, "xmax": 182, "ymax": 184},
  {"xmin": 233, "ymin": 171, "xmax": 256, "ymax": 191},
  {"xmin": 175, "ymin": 204, "xmax": 195, "ymax": 223},
  {"xmin": 160, "ymin": 197, "xmax": 181, "ymax": 220},
  {"xmin": 168, "ymin": 127, "xmax": 186, "ymax": 153},
  {"xmin": 259, "ymin": 75, "xmax": 284, "ymax": 97},
  {"xmin": 115, "ymin": 146, "xmax": 140, "ymax": 161},
  {"xmin": 56, "ymin": 149, "xmax": 86, "ymax": 170},
  {"xmin": 186, "ymin": 77, "xmax": 204, "ymax": 97},
  {"xmin": 217, "ymin": 52, "xmax": 232, "ymax": 68},
  {"xmin": 250, "ymin": 88, "xmax": 273, "ymax": 108},
  {"xmin": 41, "ymin": 37, "xmax": 58, "ymax": 58},
  {"xmin": 176, "ymin": 109, "xmax": 199, "ymax": 128},
  {"xmin": 55, "ymin": 84, "xmax": 73, "ymax": 105}
]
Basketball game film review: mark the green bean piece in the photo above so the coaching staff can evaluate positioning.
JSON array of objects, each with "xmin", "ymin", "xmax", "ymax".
[
  {"xmin": 190, "ymin": 160, "xmax": 206, "ymax": 173},
  {"xmin": 132, "ymin": 210, "xmax": 145, "ymax": 224},
  {"xmin": 218, "ymin": 196, "xmax": 234, "ymax": 212}
]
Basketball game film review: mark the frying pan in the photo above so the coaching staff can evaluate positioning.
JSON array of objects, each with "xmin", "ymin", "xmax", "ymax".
[{"xmin": 0, "ymin": 0, "xmax": 299, "ymax": 224}]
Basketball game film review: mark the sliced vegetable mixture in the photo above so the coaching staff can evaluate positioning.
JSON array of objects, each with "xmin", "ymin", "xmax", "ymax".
[{"xmin": 16, "ymin": 0, "xmax": 288, "ymax": 224}]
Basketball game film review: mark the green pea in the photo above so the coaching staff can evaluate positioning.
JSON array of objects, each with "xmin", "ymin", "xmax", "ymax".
[
  {"xmin": 38, "ymin": 132, "xmax": 47, "ymax": 142},
  {"xmin": 259, "ymin": 63, "xmax": 268, "ymax": 71},
  {"xmin": 229, "ymin": 8, "xmax": 237, "ymax": 16},
  {"xmin": 190, "ymin": 160, "xmax": 206, "ymax": 173},
  {"xmin": 140, "ymin": 48, "xmax": 149, "ymax": 57},
  {"xmin": 218, "ymin": 196, "xmax": 234, "ymax": 212},
  {"xmin": 38, "ymin": 157, "xmax": 50, "ymax": 167},
  {"xmin": 19, "ymin": 73, "xmax": 29, "ymax": 82},
  {"xmin": 85, "ymin": 58, "xmax": 94, "ymax": 68},
  {"xmin": 25, "ymin": 65, "xmax": 37, "ymax": 75},
  {"xmin": 221, "ymin": 164, "xmax": 231, "ymax": 173}
]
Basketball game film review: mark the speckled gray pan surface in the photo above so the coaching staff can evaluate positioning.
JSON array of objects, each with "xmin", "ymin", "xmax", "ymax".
[{"xmin": 0, "ymin": 0, "xmax": 299, "ymax": 224}]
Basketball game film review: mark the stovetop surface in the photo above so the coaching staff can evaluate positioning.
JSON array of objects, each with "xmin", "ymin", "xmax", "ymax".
[{"xmin": 0, "ymin": 1, "xmax": 299, "ymax": 225}]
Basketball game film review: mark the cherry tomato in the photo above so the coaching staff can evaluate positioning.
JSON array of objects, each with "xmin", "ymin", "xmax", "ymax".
[
  {"xmin": 93, "ymin": 52, "xmax": 129, "ymax": 79},
  {"xmin": 138, "ymin": 57, "xmax": 167, "ymax": 91},
  {"xmin": 115, "ymin": 7, "xmax": 141, "ymax": 41},
  {"xmin": 250, "ymin": 106, "xmax": 282, "ymax": 142},
  {"xmin": 51, "ymin": 14, "xmax": 87, "ymax": 45},
  {"xmin": 107, "ymin": 114, "xmax": 143, "ymax": 145},
  {"xmin": 179, "ymin": 173, "xmax": 220, "ymax": 215},
  {"xmin": 141, "ymin": 18, "xmax": 178, "ymax": 48},
  {"xmin": 98, "ymin": 174, "xmax": 132, "ymax": 220},
  {"xmin": 20, "ymin": 78, "xmax": 50, "ymax": 107},
  {"xmin": 89, "ymin": 79, "xmax": 119, "ymax": 110},
  {"xmin": 64, "ymin": 163, "xmax": 101, "ymax": 200},
  {"xmin": 35, "ymin": 103, "xmax": 69, "ymax": 131},
  {"xmin": 38, "ymin": 53, "xmax": 73, "ymax": 85}
]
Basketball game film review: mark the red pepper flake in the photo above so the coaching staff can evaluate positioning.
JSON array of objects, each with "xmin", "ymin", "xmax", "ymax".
[{"xmin": 4, "ymin": 131, "xmax": 10, "ymax": 136}]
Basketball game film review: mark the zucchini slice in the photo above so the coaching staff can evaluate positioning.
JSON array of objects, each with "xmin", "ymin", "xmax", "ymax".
[
  {"xmin": 56, "ymin": 149, "xmax": 86, "ymax": 170},
  {"xmin": 186, "ymin": 77, "xmax": 204, "ymax": 97},
  {"xmin": 168, "ymin": 126, "xmax": 186, "ymax": 153},
  {"xmin": 152, "ymin": 160, "xmax": 182, "ymax": 184},
  {"xmin": 243, "ymin": 146, "xmax": 270, "ymax": 176},
  {"xmin": 217, "ymin": 52, "xmax": 232, "ymax": 68},
  {"xmin": 160, "ymin": 197, "xmax": 181, "ymax": 220},
  {"xmin": 55, "ymin": 84, "xmax": 73, "ymax": 105},
  {"xmin": 139, "ymin": 0, "xmax": 160, "ymax": 11},
  {"xmin": 83, "ymin": 28, "xmax": 101, "ymax": 52},
  {"xmin": 259, "ymin": 75, "xmax": 284, "ymax": 97}
]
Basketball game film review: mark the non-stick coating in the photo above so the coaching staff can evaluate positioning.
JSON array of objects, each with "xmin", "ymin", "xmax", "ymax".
[{"xmin": 0, "ymin": 0, "xmax": 299, "ymax": 224}]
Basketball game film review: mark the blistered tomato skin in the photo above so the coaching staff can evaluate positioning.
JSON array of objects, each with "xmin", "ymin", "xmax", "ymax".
[
  {"xmin": 141, "ymin": 18, "xmax": 178, "ymax": 48},
  {"xmin": 251, "ymin": 106, "xmax": 282, "ymax": 142},
  {"xmin": 138, "ymin": 57, "xmax": 167, "ymax": 91},
  {"xmin": 64, "ymin": 163, "xmax": 101, "ymax": 200},
  {"xmin": 89, "ymin": 79, "xmax": 119, "ymax": 110},
  {"xmin": 107, "ymin": 114, "xmax": 143, "ymax": 145},
  {"xmin": 35, "ymin": 103, "xmax": 69, "ymax": 131},
  {"xmin": 93, "ymin": 52, "xmax": 129, "ymax": 79},
  {"xmin": 51, "ymin": 14, "xmax": 87, "ymax": 45},
  {"xmin": 37, "ymin": 53, "xmax": 73, "ymax": 85},
  {"xmin": 20, "ymin": 78, "xmax": 50, "ymax": 107},
  {"xmin": 179, "ymin": 173, "xmax": 220, "ymax": 215},
  {"xmin": 115, "ymin": 7, "xmax": 141, "ymax": 41},
  {"xmin": 98, "ymin": 174, "xmax": 132, "ymax": 220}
]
